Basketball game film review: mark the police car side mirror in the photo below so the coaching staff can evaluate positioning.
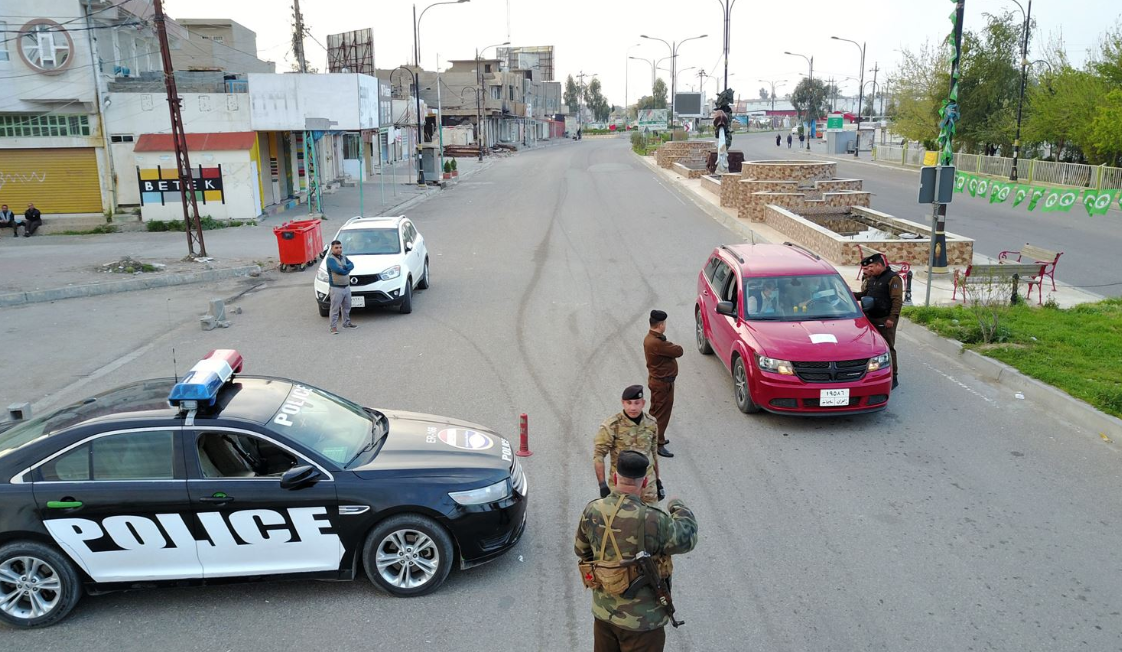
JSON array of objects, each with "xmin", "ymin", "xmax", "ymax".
[
  {"xmin": 716, "ymin": 301, "xmax": 736, "ymax": 317},
  {"xmin": 860, "ymin": 296, "xmax": 875, "ymax": 313},
  {"xmin": 279, "ymin": 465, "xmax": 322, "ymax": 490}
]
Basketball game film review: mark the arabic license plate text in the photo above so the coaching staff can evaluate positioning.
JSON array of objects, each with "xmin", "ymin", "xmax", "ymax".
[
  {"xmin": 351, "ymin": 295, "xmax": 365, "ymax": 308},
  {"xmin": 819, "ymin": 388, "xmax": 850, "ymax": 407}
]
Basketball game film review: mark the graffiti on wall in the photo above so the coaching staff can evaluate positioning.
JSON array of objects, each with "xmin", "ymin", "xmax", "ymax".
[{"xmin": 137, "ymin": 166, "xmax": 225, "ymax": 205}]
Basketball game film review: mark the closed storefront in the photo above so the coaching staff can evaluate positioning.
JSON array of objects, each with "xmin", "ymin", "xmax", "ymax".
[{"xmin": 0, "ymin": 148, "xmax": 102, "ymax": 213}]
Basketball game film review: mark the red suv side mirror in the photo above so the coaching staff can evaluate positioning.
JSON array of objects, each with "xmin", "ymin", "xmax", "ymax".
[{"xmin": 716, "ymin": 301, "xmax": 736, "ymax": 317}]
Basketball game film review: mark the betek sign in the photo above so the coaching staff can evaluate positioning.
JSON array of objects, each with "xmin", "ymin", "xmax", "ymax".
[{"xmin": 137, "ymin": 165, "xmax": 226, "ymax": 206}]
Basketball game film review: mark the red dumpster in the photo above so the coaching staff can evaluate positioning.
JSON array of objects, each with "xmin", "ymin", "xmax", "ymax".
[{"xmin": 273, "ymin": 219, "xmax": 324, "ymax": 272}]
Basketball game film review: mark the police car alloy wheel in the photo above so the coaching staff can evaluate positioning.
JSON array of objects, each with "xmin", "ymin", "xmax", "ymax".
[
  {"xmin": 363, "ymin": 514, "xmax": 453, "ymax": 596},
  {"xmin": 0, "ymin": 542, "xmax": 82, "ymax": 628}
]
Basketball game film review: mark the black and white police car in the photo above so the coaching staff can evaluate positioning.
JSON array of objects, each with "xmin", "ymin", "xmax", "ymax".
[{"xmin": 0, "ymin": 350, "xmax": 527, "ymax": 628}]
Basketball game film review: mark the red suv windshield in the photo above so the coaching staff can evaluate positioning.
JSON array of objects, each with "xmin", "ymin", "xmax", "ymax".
[{"xmin": 744, "ymin": 274, "xmax": 860, "ymax": 321}]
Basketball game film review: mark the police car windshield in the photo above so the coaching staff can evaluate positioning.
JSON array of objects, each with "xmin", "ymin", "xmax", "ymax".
[
  {"xmin": 267, "ymin": 384, "xmax": 376, "ymax": 467},
  {"xmin": 744, "ymin": 274, "xmax": 860, "ymax": 321},
  {"xmin": 338, "ymin": 228, "xmax": 400, "ymax": 255}
]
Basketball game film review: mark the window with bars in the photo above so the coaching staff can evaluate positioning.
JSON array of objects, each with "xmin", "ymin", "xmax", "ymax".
[{"xmin": 0, "ymin": 114, "xmax": 91, "ymax": 137}]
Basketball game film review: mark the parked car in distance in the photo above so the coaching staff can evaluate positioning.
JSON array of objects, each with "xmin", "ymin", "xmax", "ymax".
[{"xmin": 695, "ymin": 243, "xmax": 893, "ymax": 415}]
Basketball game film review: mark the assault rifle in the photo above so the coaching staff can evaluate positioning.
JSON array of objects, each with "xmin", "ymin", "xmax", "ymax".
[{"xmin": 623, "ymin": 551, "xmax": 684, "ymax": 628}]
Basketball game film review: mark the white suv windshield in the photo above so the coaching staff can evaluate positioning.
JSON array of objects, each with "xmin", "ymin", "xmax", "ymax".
[
  {"xmin": 744, "ymin": 274, "xmax": 860, "ymax": 321},
  {"xmin": 339, "ymin": 228, "xmax": 400, "ymax": 255}
]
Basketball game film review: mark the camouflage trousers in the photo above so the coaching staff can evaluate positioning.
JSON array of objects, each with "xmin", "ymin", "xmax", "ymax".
[{"xmin": 594, "ymin": 618, "xmax": 666, "ymax": 652}]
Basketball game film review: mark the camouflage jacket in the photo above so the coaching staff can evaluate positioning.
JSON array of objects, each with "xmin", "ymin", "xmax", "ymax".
[
  {"xmin": 593, "ymin": 412, "xmax": 659, "ymax": 488},
  {"xmin": 574, "ymin": 492, "xmax": 698, "ymax": 631}
]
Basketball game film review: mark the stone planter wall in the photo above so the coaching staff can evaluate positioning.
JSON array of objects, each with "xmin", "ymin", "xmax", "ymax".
[
  {"xmin": 700, "ymin": 175, "xmax": 722, "ymax": 196},
  {"xmin": 739, "ymin": 191, "xmax": 871, "ymax": 222},
  {"xmin": 656, "ymin": 141, "xmax": 717, "ymax": 169},
  {"xmin": 759, "ymin": 205, "xmax": 975, "ymax": 266},
  {"xmin": 740, "ymin": 160, "xmax": 836, "ymax": 182},
  {"xmin": 672, "ymin": 159, "xmax": 709, "ymax": 179},
  {"xmin": 719, "ymin": 173, "xmax": 744, "ymax": 207}
]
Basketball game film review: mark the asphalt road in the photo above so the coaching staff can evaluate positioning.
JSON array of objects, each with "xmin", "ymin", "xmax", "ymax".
[
  {"xmin": 4, "ymin": 138, "xmax": 1121, "ymax": 651},
  {"xmin": 733, "ymin": 131, "xmax": 1122, "ymax": 297}
]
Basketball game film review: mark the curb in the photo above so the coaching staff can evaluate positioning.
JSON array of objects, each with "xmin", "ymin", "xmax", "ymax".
[
  {"xmin": 900, "ymin": 317, "xmax": 1122, "ymax": 441},
  {"xmin": 634, "ymin": 152, "xmax": 774, "ymax": 245},
  {"xmin": 0, "ymin": 265, "xmax": 263, "ymax": 308}
]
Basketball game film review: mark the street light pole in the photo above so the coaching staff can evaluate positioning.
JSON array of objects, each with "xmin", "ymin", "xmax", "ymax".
[
  {"xmin": 784, "ymin": 51, "xmax": 814, "ymax": 149},
  {"xmin": 832, "ymin": 36, "xmax": 866, "ymax": 158},
  {"xmin": 625, "ymin": 43, "xmax": 640, "ymax": 125},
  {"xmin": 475, "ymin": 41, "xmax": 508, "ymax": 162},
  {"xmin": 717, "ymin": 0, "xmax": 736, "ymax": 90},
  {"xmin": 642, "ymin": 33, "xmax": 707, "ymax": 128},
  {"xmin": 759, "ymin": 78, "xmax": 786, "ymax": 112},
  {"xmin": 413, "ymin": 0, "xmax": 470, "ymax": 185},
  {"xmin": 1010, "ymin": 0, "xmax": 1032, "ymax": 181}
]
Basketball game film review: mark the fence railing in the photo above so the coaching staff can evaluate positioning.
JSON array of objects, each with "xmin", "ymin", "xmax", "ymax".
[{"xmin": 873, "ymin": 143, "xmax": 1122, "ymax": 190}]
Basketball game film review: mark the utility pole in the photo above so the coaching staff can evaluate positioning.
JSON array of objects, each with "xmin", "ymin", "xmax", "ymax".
[
  {"xmin": 153, "ymin": 0, "xmax": 206, "ymax": 257},
  {"xmin": 476, "ymin": 49, "xmax": 484, "ymax": 161},
  {"xmin": 1010, "ymin": 0, "xmax": 1032, "ymax": 181},
  {"xmin": 292, "ymin": 0, "xmax": 308, "ymax": 73},
  {"xmin": 868, "ymin": 62, "xmax": 879, "ymax": 118},
  {"xmin": 576, "ymin": 71, "xmax": 590, "ymax": 131}
]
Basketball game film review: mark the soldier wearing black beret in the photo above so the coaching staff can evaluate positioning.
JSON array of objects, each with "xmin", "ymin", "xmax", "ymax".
[
  {"xmin": 644, "ymin": 310, "xmax": 683, "ymax": 458},
  {"xmin": 593, "ymin": 385, "xmax": 663, "ymax": 504}
]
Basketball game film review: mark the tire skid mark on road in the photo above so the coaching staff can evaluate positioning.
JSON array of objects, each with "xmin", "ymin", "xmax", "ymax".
[{"xmin": 412, "ymin": 311, "xmax": 518, "ymax": 417}]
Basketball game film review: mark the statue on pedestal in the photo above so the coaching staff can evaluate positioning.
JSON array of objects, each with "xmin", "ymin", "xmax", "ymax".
[{"xmin": 713, "ymin": 88, "xmax": 735, "ymax": 174}]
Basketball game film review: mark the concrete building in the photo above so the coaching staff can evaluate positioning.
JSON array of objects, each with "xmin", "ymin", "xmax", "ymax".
[
  {"xmin": 171, "ymin": 18, "xmax": 276, "ymax": 74},
  {"xmin": 0, "ymin": 0, "xmax": 185, "ymax": 220}
]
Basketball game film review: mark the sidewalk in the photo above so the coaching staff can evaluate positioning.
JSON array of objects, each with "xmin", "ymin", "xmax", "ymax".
[
  {"xmin": 0, "ymin": 155, "xmax": 494, "ymax": 306},
  {"xmin": 636, "ymin": 152, "xmax": 1104, "ymax": 308}
]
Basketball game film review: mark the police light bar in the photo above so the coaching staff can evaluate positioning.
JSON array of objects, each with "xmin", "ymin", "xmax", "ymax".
[{"xmin": 168, "ymin": 349, "xmax": 245, "ymax": 407}]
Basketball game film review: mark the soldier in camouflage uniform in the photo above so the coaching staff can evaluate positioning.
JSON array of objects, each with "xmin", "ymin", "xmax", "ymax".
[
  {"xmin": 594, "ymin": 385, "xmax": 662, "ymax": 504},
  {"xmin": 575, "ymin": 451, "xmax": 698, "ymax": 652}
]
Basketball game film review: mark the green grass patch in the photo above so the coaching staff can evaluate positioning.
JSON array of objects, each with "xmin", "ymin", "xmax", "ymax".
[
  {"xmin": 47, "ymin": 224, "xmax": 119, "ymax": 236},
  {"xmin": 146, "ymin": 217, "xmax": 256, "ymax": 232},
  {"xmin": 904, "ymin": 299, "xmax": 1122, "ymax": 418}
]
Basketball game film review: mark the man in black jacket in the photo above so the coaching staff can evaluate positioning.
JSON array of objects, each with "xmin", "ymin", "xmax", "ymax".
[
  {"xmin": 21, "ymin": 203, "xmax": 42, "ymax": 237},
  {"xmin": 855, "ymin": 254, "xmax": 903, "ymax": 389}
]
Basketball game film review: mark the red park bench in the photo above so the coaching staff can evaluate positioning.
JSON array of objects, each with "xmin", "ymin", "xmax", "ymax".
[{"xmin": 998, "ymin": 244, "xmax": 1063, "ymax": 293}]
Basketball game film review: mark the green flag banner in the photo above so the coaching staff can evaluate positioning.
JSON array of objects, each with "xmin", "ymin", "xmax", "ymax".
[
  {"xmin": 954, "ymin": 172, "xmax": 966, "ymax": 193},
  {"xmin": 1081, "ymin": 190, "xmax": 1116, "ymax": 216},
  {"xmin": 975, "ymin": 177, "xmax": 991, "ymax": 199},
  {"xmin": 989, "ymin": 182, "xmax": 1012, "ymax": 204},
  {"xmin": 1041, "ymin": 190, "xmax": 1063, "ymax": 212},
  {"xmin": 966, "ymin": 174, "xmax": 979, "ymax": 197},
  {"xmin": 1026, "ymin": 187, "xmax": 1047, "ymax": 211},
  {"xmin": 1057, "ymin": 189, "xmax": 1079, "ymax": 212},
  {"xmin": 1012, "ymin": 184, "xmax": 1031, "ymax": 207}
]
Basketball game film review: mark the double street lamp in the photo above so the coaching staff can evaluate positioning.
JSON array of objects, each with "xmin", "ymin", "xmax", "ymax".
[
  {"xmin": 784, "ymin": 51, "xmax": 813, "ymax": 149},
  {"xmin": 413, "ymin": 0, "xmax": 469, "ymax": 185},
  {"xmin": 831, "ymin": 36, "xmax": 866, "ymax": 158},
  {"xmin": 641, "ymin": 33, "xmax": 707, "ymax": 127}
]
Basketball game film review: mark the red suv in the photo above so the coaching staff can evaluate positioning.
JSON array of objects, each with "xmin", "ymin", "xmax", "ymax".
[{"xmin": 695, "ymin": 243, "xmax": 893, "ymax": 415}]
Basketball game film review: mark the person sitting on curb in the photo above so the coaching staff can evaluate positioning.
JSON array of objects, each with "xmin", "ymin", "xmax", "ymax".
[
  {"xmin": 20, "ymin": 203, "xmax": 42, "ymax": 237},
  {"xmin": 0, "ymin": 204, "xmax": 16, "ymax": 237}
]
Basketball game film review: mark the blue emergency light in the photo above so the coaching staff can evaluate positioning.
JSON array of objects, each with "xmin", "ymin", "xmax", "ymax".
[{"xmin": 168, "ymin": 350, "xmax": 244, "ymax": 408}]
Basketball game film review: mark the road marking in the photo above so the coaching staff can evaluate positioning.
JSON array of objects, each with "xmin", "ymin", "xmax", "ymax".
[
  {"xmin": 921, "ymin": 361, "xmax": 997, "ymax": 404},
  {"xmin": 32, "ymin": 341, "xmax": 161, "ymax": 414},
  {"xmin": 656, "ymin": 179, "xmax": 686, "ymax": 205}
]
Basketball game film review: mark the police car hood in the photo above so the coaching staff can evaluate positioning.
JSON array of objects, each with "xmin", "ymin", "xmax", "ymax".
[
  {"xmin": 747, "ymin": 318, "xmax": 885, "ymax": 360},
  {"xmin": 352, "ymin": 409, "xmax": 513, "ymax": 479}
]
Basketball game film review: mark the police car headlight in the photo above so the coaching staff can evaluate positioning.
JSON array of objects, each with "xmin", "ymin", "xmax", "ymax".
[
  {"xmin": 868, "ymin": 351, "xmax": 892, "ymax": 372},
  {"xmin": 757, "ymin": 355, "xmax": 795, "ymax": 375},
  {"xmin": 316, "ymin": 267, "xmax": 329, "ymax": 283},
  {"xmin": 449, "ymin": 479, "xmax": 512, "ymax": 506},
  {"xmin": 380, "ymin": 265, "xmax": 401, "ymax": 280}
]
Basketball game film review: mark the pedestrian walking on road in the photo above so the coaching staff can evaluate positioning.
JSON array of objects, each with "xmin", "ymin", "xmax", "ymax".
[
  {"xmin": 854, "ymin": 253, "xmax": 903, "ymax": 389},
  {"xmin": 576, "ymin": 450, "xmax": 698, "ymax": 652},
  {"xmin": 0, "ymin": 204, "xmax": 16, "ymax": 236},
  {"xmin": 20, "ymin": 203, "xmax": 41, "ymax": 237},
  {"xmin": 786, "ymin": 133, "xmax": 792, "ymax": 148},
  {"xmin": 776, "ymin": 134, "xmax": 781, "ymax": 147},
  {"xmin": 326, "ymin": 239, "xmax": 357, "ymax": 334},
  {"xmin": 799, "ymin": 132, "xmax": 805, "ymax": 146},
  {"xmin": 593, "ymin": 385, "xmax": 663, "ymax": 505},
  {"xmin": 644, "ymin": 310, "xmax": 683, "ymax": 458}
]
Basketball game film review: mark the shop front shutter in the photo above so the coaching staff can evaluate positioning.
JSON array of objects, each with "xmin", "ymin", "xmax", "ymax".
[{"xmin": 0, "ymin": 148, "xmax": 102, "ymax": 213}]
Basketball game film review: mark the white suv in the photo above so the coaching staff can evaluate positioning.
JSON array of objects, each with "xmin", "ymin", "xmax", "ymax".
[{"xmin": 314, "ymin": 216, "xmax": 430, "ymax": 315}]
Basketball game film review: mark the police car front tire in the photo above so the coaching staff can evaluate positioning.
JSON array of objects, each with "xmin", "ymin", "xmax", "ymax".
[
  {"xmin": 0, "ymin": 541, "xmax": 82, "ymax": 629},
  {"xmin": 363, "ymin": 514, "xmax": 453, "ymax": 597}
]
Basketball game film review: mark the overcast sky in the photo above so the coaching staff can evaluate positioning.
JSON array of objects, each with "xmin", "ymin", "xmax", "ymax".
[{"xmin": 167, "ymin": 0, "xmax": 1119, "ymax": 105}]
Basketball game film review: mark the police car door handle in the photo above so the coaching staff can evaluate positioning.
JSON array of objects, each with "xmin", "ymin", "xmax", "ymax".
[
  {"xmin": 200, "ymin": 492, "xmax": 234, "ymax": 504},
  {"xmin": 46, "ymin": 499, "xmax": 83, "ymax": 509}
]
